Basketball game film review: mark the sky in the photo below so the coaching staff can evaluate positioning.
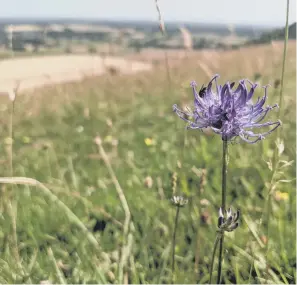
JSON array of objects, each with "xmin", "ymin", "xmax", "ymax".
[{"xmin": 0, "ymin": 0, "xmax": 296, "ymax": 27}]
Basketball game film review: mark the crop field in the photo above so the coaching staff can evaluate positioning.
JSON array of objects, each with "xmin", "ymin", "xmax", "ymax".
[{"xmin": 0, "ymin": 40, "xmax": 295, "ymax": 284}]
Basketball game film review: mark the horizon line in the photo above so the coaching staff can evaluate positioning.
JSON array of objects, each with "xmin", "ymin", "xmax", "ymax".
[{"xmin": 0, "ymin": 16, "xmax": 289, "ymax": 28}]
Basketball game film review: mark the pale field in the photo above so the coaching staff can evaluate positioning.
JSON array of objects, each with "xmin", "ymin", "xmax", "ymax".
[
  {"xmin": 0, "ymin": 40, "xmax": 295, "ymax": 99},
  {"xmin": 0, "ymin": 54, "xmax": 152, "ymax": 95}
]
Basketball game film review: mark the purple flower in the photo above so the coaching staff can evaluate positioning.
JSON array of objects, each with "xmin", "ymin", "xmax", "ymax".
[{"xmin": 173, "ymin": 74, "xmax": 281, "ymax": 144}]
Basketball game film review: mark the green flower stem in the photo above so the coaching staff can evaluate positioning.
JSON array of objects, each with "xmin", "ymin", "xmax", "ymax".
[
  {"xmin": 217, "ymin": 140, "xmax": 229, "ymax": 284},
  {"xmin": 172, "ymin": 205, "xmax": 181, "ymax": 283},
  {"xmin": 217, "ymin": 234, "xmax": 225, "ymax": 284},
  {"xmin": 221, "ymin": 140, "xmax": 228, "ymax": 212},
  {"xmin": 209, "ymin": 233, "xmax": 222, "ymax": 284}
]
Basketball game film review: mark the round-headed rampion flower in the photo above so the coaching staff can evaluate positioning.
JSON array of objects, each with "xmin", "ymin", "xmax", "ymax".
[
  {"xmin": 173, "ymin": 74, "xmax": 281, "ymax": 143},
  {"xmin": 218, "ymin": 207, "xmax": 240, "ymax": 233}
]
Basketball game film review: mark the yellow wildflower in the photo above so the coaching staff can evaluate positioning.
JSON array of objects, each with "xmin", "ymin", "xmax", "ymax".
[
  {"xmin": 274, "ymin": 191, "xmax": 289, "ymax": 201},
  {"xmin": 144, "ymin": 138, "xmax": 156, "ymax": 146}
]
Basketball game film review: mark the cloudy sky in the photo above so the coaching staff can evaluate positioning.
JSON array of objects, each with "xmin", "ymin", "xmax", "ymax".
[{"xmin": 1, "ymin": 0, "xmax": 296, "ymax": 27}]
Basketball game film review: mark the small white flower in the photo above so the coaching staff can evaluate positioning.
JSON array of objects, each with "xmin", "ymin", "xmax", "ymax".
[{"xmin": 171, "ymin": 195, "xmax": 188, "ymax": 207}]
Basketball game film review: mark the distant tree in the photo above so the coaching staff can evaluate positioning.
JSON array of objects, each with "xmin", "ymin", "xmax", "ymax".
[
  {"xmin": 245, "ymin": 22, "xmax": 296, "ymax": 45},
  {"xmin": 11, "ymin": 38, "xmax": 25, "ymax": 51},
  {"xmin": 193, "ymin": 38, "xmax": 209, "ymax": 49}
]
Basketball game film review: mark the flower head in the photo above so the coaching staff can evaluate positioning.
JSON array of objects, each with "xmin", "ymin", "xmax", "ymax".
[
  {"xmin": 173, "ymin": 75, "xmax": 281, "ymax": 143},
  {"xmin": 218, "ymin": 207, "xmax": 240, "ymax": 232},
  {"xmin": 171, "ymin": 196, "xmax": 188, "ymax": 207}
]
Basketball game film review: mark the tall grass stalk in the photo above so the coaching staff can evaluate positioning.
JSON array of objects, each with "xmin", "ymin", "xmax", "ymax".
[
  {"xmin": 264, "ymin": 0, "xmax": 290, "ymax": 281},
  {"xmin": 277, "ymin": 0, "xmax": 290, "ymax": 124},
  {"xmin": 5, "ymin": 91, "xmax": 26, "ymax": 277},
  {"xmin": 217, "ymin": 140, "xmax": 229, "ymax": 284},
  {"xmin": 194, "ymin": 169, "xmax": 206, "ymax": 275},
  {"xmin": 154, "ymin": 0, "xmax": 172, "ymax": 90},
  {"xmin": 171, "ymin": 205, "xmax": 180, "ymax": 283},
  {"xmin": 95, "ymin": 136, "xmax": 135, "ymax": 284},
  {"xmin": 0, "ymin": 177, "xmax": 99, "ymax": 247}
]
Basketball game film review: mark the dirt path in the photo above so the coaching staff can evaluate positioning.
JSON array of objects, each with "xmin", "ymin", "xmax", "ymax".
[{"xmin": 0, "ymin": 55, "xmax": 152, "ymax": 95}]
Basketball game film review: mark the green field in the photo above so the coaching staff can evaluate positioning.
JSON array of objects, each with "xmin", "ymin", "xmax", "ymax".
[{"xmin": 0, "ymin": 42, "xmax": 295, "ymax": 284}]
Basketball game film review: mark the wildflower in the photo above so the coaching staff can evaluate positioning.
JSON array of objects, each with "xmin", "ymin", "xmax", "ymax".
[
  {"xmin": 144, "ymin": 138, "xmax": 156, "ymax": 146},
  {"xmin": 173, "ymin": 74, "xmax": 281, "ymax": 144},
  {"xmin": 217, "ymin": 207, "xmax": 240, "ymax": 233},
  {"xmin": 274, "ymin": 191, "xmax": 289, "ymax": 201},
  {"xmin": 171, "ymin": 195, "xmax": 188, "ymax": 207}
]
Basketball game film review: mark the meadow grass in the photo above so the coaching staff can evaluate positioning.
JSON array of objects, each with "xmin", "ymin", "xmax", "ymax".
[{"xmin": 0, "ymin": 41, "xmax": 295, "ymax": 284}]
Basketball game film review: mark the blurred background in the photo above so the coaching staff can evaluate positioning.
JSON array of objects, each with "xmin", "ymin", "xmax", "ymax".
[
  {"xmin": 0, "ymin": 0, "xmax": 295, "ymax": 284},
  {"xmin": 0, "ymin": 0, "xmax": 296, "ymax": 61}
]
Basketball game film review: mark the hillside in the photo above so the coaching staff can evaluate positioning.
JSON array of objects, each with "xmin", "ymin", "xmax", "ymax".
[{"xmin": 246, "ymin": 22, "xmax": 296, "ymax": 45}]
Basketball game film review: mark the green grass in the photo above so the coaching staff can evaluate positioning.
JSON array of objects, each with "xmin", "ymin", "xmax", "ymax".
[{"xmin": 0, "ymin": 42, "xmax": 295, "ymax": 284}]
